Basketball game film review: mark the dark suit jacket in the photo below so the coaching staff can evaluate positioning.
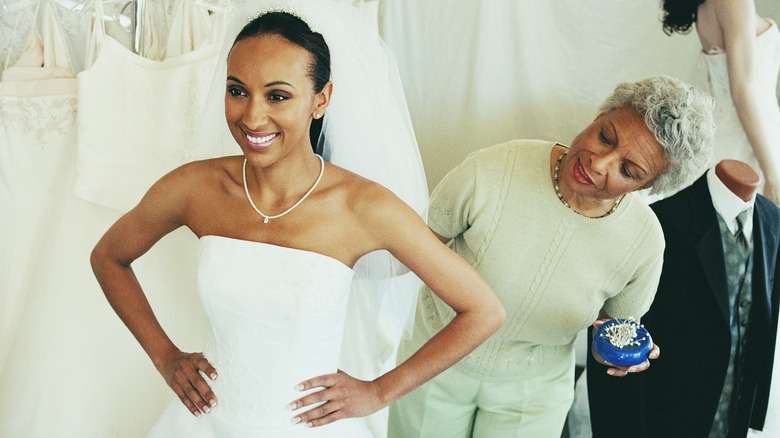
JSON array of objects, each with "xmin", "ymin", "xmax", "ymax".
[{"xmin": 588, "ymin": 175, "xmax": 780, "ymax": 438}]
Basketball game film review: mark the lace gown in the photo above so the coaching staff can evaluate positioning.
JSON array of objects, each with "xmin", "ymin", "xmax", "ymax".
[
  {"xmin": 0, "ymin": 3, "xmax": 78, "ymax": 376},
  {"xmin": 0, "ymin": 2, "xmax": 213, "ymax": 436},
  {"xmin": 702, "ymin": 19, "xmax": 780, "ymax": 187},
  {"xmin": 146, "ymin": 236, "xmax": 372, "ymax": 437}
]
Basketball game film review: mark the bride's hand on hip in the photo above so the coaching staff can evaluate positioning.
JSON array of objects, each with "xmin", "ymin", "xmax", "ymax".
[
  {"xmin": 158, "ymin": 349, "xmax": 219, "ymax": 417},
  {"xmin": 289, "ymin": 370, "xmax": 384, "ymax": 427}
]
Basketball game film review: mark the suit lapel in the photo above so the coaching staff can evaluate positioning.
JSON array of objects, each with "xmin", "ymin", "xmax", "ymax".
[
  {"xmin": 689, "ymin": 177, "xmax": 731, "ymax": 324},
  {"xmin": 750, "ymin": 199, "xmax": 776, "ymax": 329}
]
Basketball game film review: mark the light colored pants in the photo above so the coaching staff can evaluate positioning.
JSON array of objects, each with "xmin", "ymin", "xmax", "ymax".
[{"xmin": 388, "ymin": 338, "xmax": 574, "ymax": 438}]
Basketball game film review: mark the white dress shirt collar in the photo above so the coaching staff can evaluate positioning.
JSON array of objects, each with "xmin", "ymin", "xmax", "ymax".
[{"xmin": 706, "ymin": 168, "xmax": 755, "ymax": 240}]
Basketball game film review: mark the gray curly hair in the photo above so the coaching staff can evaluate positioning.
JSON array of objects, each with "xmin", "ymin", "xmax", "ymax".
[{"xmin": 598, "ymin": 75, "xmax": 715, "ymax": 195}]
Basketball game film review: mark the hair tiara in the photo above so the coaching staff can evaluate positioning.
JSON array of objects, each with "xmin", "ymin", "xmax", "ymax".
[{"xmin": 247, "ymin": 3, "xmax": 320, "ymax": 33}]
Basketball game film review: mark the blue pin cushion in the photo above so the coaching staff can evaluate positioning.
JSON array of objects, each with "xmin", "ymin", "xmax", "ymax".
[{"xmin": 593, "ymin": 319, "xmax": 653, "ymax": 367}]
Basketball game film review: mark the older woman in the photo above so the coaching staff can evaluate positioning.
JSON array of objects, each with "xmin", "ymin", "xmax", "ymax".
[{"xmin": 387, "ymin": 75, "xmax": 715, "ymax": 438}]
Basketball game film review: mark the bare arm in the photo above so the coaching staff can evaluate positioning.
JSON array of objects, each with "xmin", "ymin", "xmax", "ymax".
[
  {"xmin": 90, "ymin": 163, "xmax": 218, "ymax": 416},
  {"xmin": 290, "ymin": 186, "xmax": 504, "ymax": 426},
  {"xmin": 372, "ymin": 202, "xmax": 504, "ymax": 405},
  {"xmin": 716, "ymin": 0, "xmax": 780, "ymax": 203},
  {"xmin": 430, "ymin": 227, "xmax": 452, "ymax": 245}
]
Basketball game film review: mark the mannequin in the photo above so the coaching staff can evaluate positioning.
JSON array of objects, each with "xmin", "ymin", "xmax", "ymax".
[
  {"xmin": 716, "ymin": 159, "xmax": 761, "ymax": 202},
  {"xmin": 587, "ymin": 160, "xmax": 780, "ymax": 438}
]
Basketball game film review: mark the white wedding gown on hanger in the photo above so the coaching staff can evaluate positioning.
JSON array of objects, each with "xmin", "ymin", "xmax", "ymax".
[
  {"xmin": 0, "ymin": 2, "xmax": 223, "ymax": 436},
  {"xmin": 0, "ymin": 3, "xmax": 78, "ymax": 378},
  {"xmin": 74, "ymin": 0, "xmax": 224, "ymax": 212}
]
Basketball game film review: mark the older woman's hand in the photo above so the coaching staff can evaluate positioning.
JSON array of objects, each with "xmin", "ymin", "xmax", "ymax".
[{"xmin": 590, "ymin": 319, "xmax": 661, "ymax": 377}]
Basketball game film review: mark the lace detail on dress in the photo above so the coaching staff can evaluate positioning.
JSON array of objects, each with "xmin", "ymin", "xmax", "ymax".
[
  {"xmin": 0, "ymin": 95, "xmax": 77, "ymax": 148},
  {"xmin": 204, "ymin": 327, "xmax": 283, "ymax": 424}
]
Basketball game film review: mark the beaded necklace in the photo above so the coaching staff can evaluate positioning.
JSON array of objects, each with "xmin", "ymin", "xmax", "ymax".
[{"xmin": 553, "ymin": 151, "xmax": 622, "ymax": 218}]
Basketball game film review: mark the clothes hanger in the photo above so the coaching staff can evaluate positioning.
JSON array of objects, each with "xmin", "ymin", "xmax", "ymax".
[
  {"xmin": 60, "ymin": 0, "xmax": 134, "ymax": 28},
  {"xmin": 130, "ymin": 0, "xmax": 144, "ymax": 55}
]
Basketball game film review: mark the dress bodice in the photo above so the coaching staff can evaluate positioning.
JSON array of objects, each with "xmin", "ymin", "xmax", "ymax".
[
  {"xmin": 74, "ymin": 0, "xmax": 223, "ymax": 212},
  {"xmin": 702, "ymin": 19, "xmax": 780, "ymax": 119},
  {"xmin": 197, "ymin": 236, "xmax": 354, "ymax": 427},
  {"xmin": 701, "ymin": 19, "xmax": 780, "ymax": 177}
]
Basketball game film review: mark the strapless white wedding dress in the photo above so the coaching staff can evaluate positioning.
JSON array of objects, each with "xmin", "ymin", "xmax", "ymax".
[{"xmin": 147, "ymin": 235, "xmax": 371, "ymax": 437}]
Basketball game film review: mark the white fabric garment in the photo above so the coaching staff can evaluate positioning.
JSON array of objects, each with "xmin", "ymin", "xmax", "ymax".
[
  {"xmin": 147, "ymin": 236, "xmax": 372, "ymax": 437},
  {"xmin": 166, "ymin": 0, "xmax": 214, "ymax": 58},
  {"xmin": 702, "ymin": 19, "xmax": 780, "ymax": 195},
  {"xmin": 0, "ymin": 3, "xmax": 78, "ymax": 378},
  {"xmin": 74, "ymin": 0, "xmax": 225, "ymax": 212},
  {"xmin": 0, "ymin": 2, "xmax": 210, "ymax": 436}
]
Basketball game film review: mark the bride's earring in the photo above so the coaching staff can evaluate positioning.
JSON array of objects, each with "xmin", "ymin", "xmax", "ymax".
[{"xmin": 313, "ymin": 113, "xmax": 321, "ymax": 119}]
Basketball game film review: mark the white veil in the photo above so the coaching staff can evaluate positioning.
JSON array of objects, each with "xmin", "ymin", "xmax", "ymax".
[{"xmin": 193, "ymin": 1, "xmax": 428, "ymax": 434}]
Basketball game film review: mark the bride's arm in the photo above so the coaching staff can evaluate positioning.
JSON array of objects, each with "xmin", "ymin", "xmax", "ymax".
[
  {"xmin": 90, "ymin": 163, "xmax": 218, "ymax": 417},
  {"xmin": 716, "ymin": 0, "xmax": 780, "ymax": 203},
  {"xmin": 289, "ymin": 183, "xmax": 504, "ymax": 427}
]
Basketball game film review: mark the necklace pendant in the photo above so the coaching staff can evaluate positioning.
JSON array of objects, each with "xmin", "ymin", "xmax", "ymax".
[{"xmin": 243, "ymin": 155, "xmax": 326, "ymax": 226}]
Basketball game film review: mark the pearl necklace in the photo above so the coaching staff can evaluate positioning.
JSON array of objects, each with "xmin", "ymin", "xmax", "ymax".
[
  {"xmin": 243, "ymin": 155, "xmax": 324, "ymax": 224},
  {"xmin": 554, "ymin": 151, "xmax": 622, "ymax": 218}
]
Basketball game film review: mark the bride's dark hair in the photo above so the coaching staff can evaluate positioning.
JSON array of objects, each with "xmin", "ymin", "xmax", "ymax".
[
  {"xmin": 661, "ymin": 0, "xmax": 706, "ymax": 35},
  {"xmin": 233, "ymin": 12, "xmax": 331, "ymax": 94}
]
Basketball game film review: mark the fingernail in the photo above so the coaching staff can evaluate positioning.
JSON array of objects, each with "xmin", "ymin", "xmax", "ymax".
[
  {"xmin": 210, "ymin": 399, "xmax": 217, "ymax": 407},
  {"xmin": 210, "ymin": 373, "xmax": 217, "ymax": 380},
  {"xmin": 292, "ymin": 416, "xmax": 301, "ymax": 424},
  {"xmin": 194, "ymin": 411, "xmax": 201, "ymax": 418},
  {"xmin": 288, "ymin": 402, "xmax": 297, "ymax": 410},
  {"xmin": 203, "ymin": 406, "xmax": 211, "ymax": 414},
  {"xmin": 306, "ymin": 422, "xmax": 313, "ymax": 428},
  {"xmin": 296, "ymin": 384, "xmax": 304, "ymax": 391},
  {"xmin": 607, "ymin": 369, "xmax": 615, "ymax": 376}
]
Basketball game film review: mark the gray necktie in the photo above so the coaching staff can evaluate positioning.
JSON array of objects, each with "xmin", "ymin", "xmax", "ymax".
[{"xmin": 735, "ymin": 210, "xmax": 750, "ymax": 255}]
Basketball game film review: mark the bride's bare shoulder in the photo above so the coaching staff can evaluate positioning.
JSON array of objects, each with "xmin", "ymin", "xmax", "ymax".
[
  {"xmin": 324, "ymin": 163, "xmax": 416, "ymax": 222},
  {"xmin": 167, "ymin": 156, "xmax": 244, "ymax": 187},
  {"xmin": 138, "ymin": 156, "xmax": 245, "ymax": 211},
  {"xmin": 326, "ymin": 163, "xmax": 394, "ymax": 198}
]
